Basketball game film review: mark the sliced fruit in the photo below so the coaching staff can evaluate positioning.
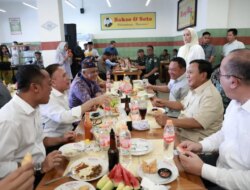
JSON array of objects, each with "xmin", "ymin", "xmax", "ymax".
[
  {"xmin": 112, "ymin": 163, "xmax": 123, "ymax": 187},
  {"xmin": 101, "ymin": 179, "xmax": 114, "ymax": 190},
  {"xmin": 122, "ymin": 167, "xmax": 140, "ymax": 189},
  {"xmin": 116, "ymin": 182, "xmax": 125, "ymax": 190},
  {"xmin": 123, "ymin": 185, "xmax": 133, "ymax": 190},
  {"xmin": 121, "ymin": 164, "xmax": 132, "ymax": 187},
  {"xmin": 96, "ymin": 174, "xmax": 109, "ymax": 189},
  {"xmin": 108, "ymin": 164, "xmax": 117, "ymax": 179}
]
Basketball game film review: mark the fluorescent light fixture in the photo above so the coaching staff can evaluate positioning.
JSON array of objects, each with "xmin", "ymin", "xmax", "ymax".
[
  {"xmin": 145, "ymin": 0, "xmax": 151, "ymax": 6},
  {"xmin": 0, "ymin": 9, "xmax": 6, "ymax": 13},
  {"xmin": 22, "ymin": 2, "xmax": 38, "ymax": 10},
  {"xmin": 106, "ymin": 0, "xmax": 111, "ymax": 7},
  {"xmin": 65, "ymin": 0, "xmax": 76, "ymax": 9}
]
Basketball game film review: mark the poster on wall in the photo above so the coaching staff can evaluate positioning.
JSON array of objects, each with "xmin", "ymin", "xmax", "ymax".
[
  {"xmin": 100, "ymin": 12, "xmax": 156, "ymax": 30},
  {"xmin": 9, "ymin": 18, "xmax": 22, "ymax": 35},
  {"xmin": 177, "ymin": 0, "xmax": 197, "ymax": 31}
]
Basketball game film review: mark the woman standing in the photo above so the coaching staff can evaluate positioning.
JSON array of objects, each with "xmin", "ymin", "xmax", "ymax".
[
  {"xmin": 55, "ymin": 42, "xmax": 73, "ymax": 79},
  {"xmin": 177, "ymin": 28, "xmax": 205, "ymax": 68},
  {"xmin": 0, "ymin": 45, "xmax": 12, "ymax": 84}
]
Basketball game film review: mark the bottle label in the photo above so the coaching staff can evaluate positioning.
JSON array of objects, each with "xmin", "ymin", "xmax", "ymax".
[{"xmin": 163, "ymin": 134, "xmax": 175, "ymax": 144}]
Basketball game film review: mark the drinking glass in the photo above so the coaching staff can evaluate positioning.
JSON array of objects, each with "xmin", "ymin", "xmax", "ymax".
[{"xmin": 138, "ymin": 99, "xmax": 147, "ymax": 120}]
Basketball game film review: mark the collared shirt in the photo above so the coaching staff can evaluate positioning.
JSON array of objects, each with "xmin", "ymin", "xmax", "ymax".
[
  {"xmin": 40, "ymin": 88, "xmax": 82, "ymax": 138},
  {"xmin": 145, "ymin": 55, "xmax": 159, "ymax": 74},
  {"xmin": 0, "ymin": 95, "xmax": 46, "ymax": 178},
  {"xmin": 222, "ymin": 40, "xmax": 245, "ymax": 57},
  {"xmin": 201, "ymin": 44, "xmax": 216, "ymax": 61},
  {"xmin": 200, "ymin": 100, "xmax": 250, "ymax": 189},
  {"xmin": 69, "ymin": 73, "xmax": 101, "ymax": 108},
  {"xmin": 167, "ymin": 74, "xmax": 189, "ymax": 117},
  {"xmin": 135, "ymin": 56, "xmax": 147, "ymax": 67},
  {"xmin": 55, "ymin": 51, "xmax": 73, "ymax": 79},
  {"xmin": 84, "ymin": 49, "xmax": 99, "ymax": 57},
  {"xmin": 104, "ymin": 46, "xmax": 118, "ymax": 56},
  {"xmin": 177, "ymin": 80, "xmax": 224, "ymax": 142}
]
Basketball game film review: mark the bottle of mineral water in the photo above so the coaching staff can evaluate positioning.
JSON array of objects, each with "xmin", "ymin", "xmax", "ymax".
[
  {"xmin": 119, "ymin": 125, "xmax": 132, "ymax": 167},
  {"xmin": 163, "ymin": 120, "xmax": 175, "ymax": 160}
]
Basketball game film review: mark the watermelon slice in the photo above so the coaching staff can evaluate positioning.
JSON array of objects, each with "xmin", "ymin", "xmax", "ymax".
[
  {"xmin": 112, "ymin": 163, "xmax": 123, "ymax": 187},
  {"xmin": 120, "ymin": 164, "xmax": 133, "ymax": 188},
  {"xmin": 121, "ymin": 166, "xmax": 140, "ymax": 189},
  {"xmin": 108, "ymin": 164, "xmax": 117, "ymax": 179}
]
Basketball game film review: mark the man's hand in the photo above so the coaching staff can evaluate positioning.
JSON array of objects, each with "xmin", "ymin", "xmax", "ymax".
[
  {"xmin": 0, "ymin": 163, "xmax": 34, "ymax": 190},
  {"xmin": 178, "ymin": 140, "xmax": 202, "ymax": 153},
  {"xmin": 152, "ymin": 98, "xmax": 166, "ymax": 107},
  {"xmin": 146, "ymin": 84, "xmax": 154, "ymax": 90},
  {"xmin": 95, "ymin": 94, "xmax": 111, "ymax": 106},
  {"xmin": 42, "ymin": 150, "xmax": 64, "ymax": 173},
  {"xmin": 179, "ymin": 151, "xmax": 204, "ymax": 176},
  {"xmin": 155, "ymin": 113, "xmax": 168, "ymax": 127},
  {"xmin": 63, "ymin": 131, "xmax": 76, "ymax": 143}
]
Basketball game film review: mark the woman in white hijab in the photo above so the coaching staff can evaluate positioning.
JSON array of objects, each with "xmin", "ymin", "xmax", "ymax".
[
  {"xmin": 55, "ymin": 42, "xmax": 73, "ymax": 79},
  {"xmin": 177, "ymin": 28, "xmax": 205, "ymax": 68}
]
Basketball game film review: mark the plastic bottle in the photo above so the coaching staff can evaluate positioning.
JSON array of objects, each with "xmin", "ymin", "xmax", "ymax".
[
  {"xmin": 119, "ymin": 125, "xmax": 132, "ymax": 166},
  {"xmin": 163, "ymin": 120, "xmax": 175, "ymax": 160},
  {"xmin": 83, "ymin": 112, "xmax": 93, "ymax": 140},
  {"xmin": 106, "ymin": 71, "xmax": 111, "ymax": 92},
  {"xmin": 108, "ymin": 129, "xmax": 119, "ymax": 171},
  {"xmin": 99, "ymin": 125, "xmax": 110, "ymax": 151}
]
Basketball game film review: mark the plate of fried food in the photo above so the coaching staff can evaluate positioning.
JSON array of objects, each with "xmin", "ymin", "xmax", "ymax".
[
  {"xmin": 147, "ymin": 107, "xmax": 165, "ymax": 116},
  {"xmin": 68, "ymin": 157, "xmax": 108, "ymax": 182},
  {"xmin": 138, "ymin": 159, "xmax": 178, "ymax": 185},
  {"xmin": 55, "ymin": 181, "xmax": 95, "ymax": 190}
]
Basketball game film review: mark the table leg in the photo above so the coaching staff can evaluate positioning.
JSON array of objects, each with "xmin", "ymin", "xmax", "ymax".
[{"xmin": 114, "ymin": 74, "xmax": 118, "ymax": 81}]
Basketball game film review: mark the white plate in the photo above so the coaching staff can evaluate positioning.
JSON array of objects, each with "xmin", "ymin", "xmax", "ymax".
[
  {"xmin": 137, "ymin": 91, "xmax": 155, "ymax": 98},
  {"xmin": 132, "ymin": 120, "xmax": 150, "ymax": 131},
  {"xmin": 59, "ymin": 142, "xmax": 85, "ymax": 159},
  {"xmin": 138, "ymin": 159, "xmax": 178, "ymax": 185},
  {"xmin": 55, "ymin": 181, "xmax": 95, "ymax": 190},
  {"xmin": 148, "ymin": 107, "xmax": 165, "ymax": 116},
  {"xmin": 131, "ymin": 138, "xmax": 153, "ymax": 156},
  {"xmin": 69, "ymin": 157, "xmax": 108, "ymax": 181}
]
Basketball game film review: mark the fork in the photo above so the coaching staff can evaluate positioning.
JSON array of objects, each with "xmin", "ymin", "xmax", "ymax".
[{"xmin": 44, "ymin": 169, "xmax": 76, "ymax": 186}]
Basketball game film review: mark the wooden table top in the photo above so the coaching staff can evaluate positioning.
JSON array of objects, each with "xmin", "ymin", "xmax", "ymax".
[
  {"xmin": 113, "ymin": 69, "xmax": 142, "ymax": 75},
  {"xmin": 36, "ymin": 128, "xmax": 205, "ymax": 190}
]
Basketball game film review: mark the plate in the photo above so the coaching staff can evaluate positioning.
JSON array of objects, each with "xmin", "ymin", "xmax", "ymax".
[
  {"xmin": 59, "ymin": 142, "xmax": 85, "ymax": 159},
  {"xmin": 138, "ymin": 159, "xmax": 178, "ymax": 185},
  {"xmin": 55, "ymin": 181, "xmax": 95, "ymax": 190},
  {"xmin": 137, "ymin": 91, "xmax": 155, "ymax": 98},
  {"xmin": 131, "ymin": 138, "xmax": 153, "ymax": 156},
  {"xmin": 132, "ymin": 120, "xmax": 150, "ymax": 131},
  {"xmin": 69, "ymin": 157, "xmax": 108, "ymax": 181},
  {"xmin": 148, "ymin": 107, "xmax": 165, "ymax": 116}
]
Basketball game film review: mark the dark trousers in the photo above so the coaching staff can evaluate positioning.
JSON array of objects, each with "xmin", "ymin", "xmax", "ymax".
[
  {"xmin": 34, "ymin": 171, "xmax": 44, "ymax": 189},
  {"xmin": 199, "ymin": 153, "xmax": 225, "ymax": 190}
]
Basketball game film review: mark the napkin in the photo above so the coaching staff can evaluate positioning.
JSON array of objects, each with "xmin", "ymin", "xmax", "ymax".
[{"xmin": 141, "ymin": 177, "xmax": 170, "ymax": 190}]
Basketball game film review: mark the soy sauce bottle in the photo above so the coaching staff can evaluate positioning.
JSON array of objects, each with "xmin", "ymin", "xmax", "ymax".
[
  {"xmin": 124, "ymin": 95, "xmax": 131, "ymax": 115},
  {"xmin": 108, "ymin": 129, "xmax": 119, "ymax": 171}
]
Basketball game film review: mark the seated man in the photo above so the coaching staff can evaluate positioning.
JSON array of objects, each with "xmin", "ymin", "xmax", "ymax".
[
  {"xmin": 135, "ymin": 49, "xmax": 147, "ymax": 76},
  {"xmin": 148, "ymin": 57, "xmax": 189, "ymax": 117},
  {"xmin": 0, "ymin": 65, "xmax": 63, "ymax": 186},
  {"xmin": 32, "ymin": 51, "xmax": 44, "ymax": 68},
  {"xmin": 178, "ymin": 49, "xmax": 250, "ymax": 190},
  {"xmin": 97, "ymin": 52, "xmax": 117, "ymax": 80},
  {"xmin": 155, "ymin": 59, "xmax": 224, "ymax": 142},
  {"xmin": 40, "ymin": 64, "xmax": 110, "ymax": 151},
  {"xmin": 139, "ymin": 45, "xmax": 159, "ymax": 85},
  {"xmin": 84, "ymin": 41, "xmax": 99, "ymax": 58},
  {"xmin": 69, "ymin": 61, "xmax": 102, "ymax": 108},
  {"xmin": 159, "ymin": 49, "xmax": 170, "ymax": 61}
]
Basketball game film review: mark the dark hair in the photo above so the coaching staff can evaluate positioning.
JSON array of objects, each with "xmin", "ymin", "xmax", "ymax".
[
  {"xmin": 163, "ymin": 49, "xmax": 168, "ymax": 53},
  {"xmin": 110, "ymin": 40, "xmax": 116, "ymax": 44},
  {"xmin": 45, "ymin": 64, "xmax": 60, "ymax": 77},
  {"xmin": 88, "ymin": 41, "xmax": 93, "ymax": 45},
  {"xmin": 202, "ymin": 31, "xmax": 211, "ymax": 36},
  {"xmin": 227, "ymin": 28, "xmax": 238, "ymax": 36},
  {"xmin": 225, "ymin": 49, "xmax": 250, "ymax": 83},
  {"xmin": 0, "ymin": 44, "xmax": 11, "ymax": 61},
  {"xmin": 34, "ymin": 51, "xmax": 41, "ymax": 55},
  {"xmin": 173, "ymin": 49, "xmax": 178, "ymax": 53},
  {"xmin": 16, "ymin": 65, "xmax": 45, "ymax": 92},
  {"xmin": 190, "ymin": 59, "xmax": 213, "ymax": 79},
  {"xmin": 147, "ymin": 45, "xmax": 154, "ymax": 50},
  {"xmin": 103, "ymin": 52, "xmax": 111, "ymax": 56},
  {"xmin": 137, "ymin": 49, "xmax": 144, "ymax": 53},
  {"xmin": 171, "ymin": 57, "xmax": 186, "ymax": 69}
]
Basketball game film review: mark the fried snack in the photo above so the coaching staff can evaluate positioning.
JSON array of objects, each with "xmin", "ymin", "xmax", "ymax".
[
  {"xmin": 79, "ymin": 185, "xmax": 89, "ymax": 190},
  {"xmin": 21, "ymin": 152, "xmax": 33, "ymax": 166},
  {"xmin": 142, "ymin": 159, "xmax": 157, "ymax": 174}
]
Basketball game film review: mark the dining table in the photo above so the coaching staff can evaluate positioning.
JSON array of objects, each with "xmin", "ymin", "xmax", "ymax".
[
  {"xmin": 36, "ymin": 81, "xmax": 205, "ymax": 190},
  {"xmin": 112, "ymin": 69, "xmax": 142, "ymax": 81}
]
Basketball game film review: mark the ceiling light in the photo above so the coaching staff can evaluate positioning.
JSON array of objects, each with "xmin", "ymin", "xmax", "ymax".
[
  {"xmin": 145, "ymin": 0, "xmax": 151, "ymax": 6},
  {"xmin": 106, "ymin": 0, "xmax": 111, "ymax": 7},
  {"xmin": 65, "ymin": 0, "xmax": 76, "ymax": 9},
  {"xmin": 0, "ymin": 9, "xmax": 6, "ymax": 13},
  {"xmin": 22, "ymin": 2, "xmax": 38, "ymax": 10}
]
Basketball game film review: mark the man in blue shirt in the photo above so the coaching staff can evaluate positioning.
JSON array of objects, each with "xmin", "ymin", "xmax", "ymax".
[{"xmin": 104, "ymin": 41, "xmax": 118, "ymax": 57}]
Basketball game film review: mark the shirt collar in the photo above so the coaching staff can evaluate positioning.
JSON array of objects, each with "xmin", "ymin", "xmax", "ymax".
[
  {"xmin": 175, "ymin": 73, "xmax": 186, "ymax": 82},
  {"xmin": 12, "ymin": 94, "xmax": 35, "ymax": 115},
  {"xmin": 51, "ymin": 87, "xmax": 64, "ymax": 97},
  {"xmin": 192, "ymin": 80, "xmax": 212, "ymax": 94},
  {"xmin": 241, "ymin": 99, "xmax": 250, "ymax": 113}
]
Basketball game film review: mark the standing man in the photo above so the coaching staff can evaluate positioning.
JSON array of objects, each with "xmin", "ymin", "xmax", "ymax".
[
  {"xmin": 201, "ymin": 32, "xmax": 216, "ymax": 63},
  {"xmin": 222, "ymin": 28, "xmax": 245, "ymax": 58},
  {"xmin": 178, "ymin": 49, "xmax": 250, "ymax": 190},
  {"xmin": 0, "ymin": 65, "xmax": 63, "ymax": 186},
  {"xmin": 104, "ymin": 40, "xmax": 118, "ymax": 57},
  {"xmin": 140, "ymin": 45, "xmax": 159, "ymax": 85},
  {"xmin": 84, "ymin": 41, "xmax": 99, "ymax": 58}
]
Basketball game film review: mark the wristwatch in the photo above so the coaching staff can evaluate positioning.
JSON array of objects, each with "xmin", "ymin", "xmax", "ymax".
[{"xmin": 34, "ymin": 162, "xmax": 43, "ymax": 175}]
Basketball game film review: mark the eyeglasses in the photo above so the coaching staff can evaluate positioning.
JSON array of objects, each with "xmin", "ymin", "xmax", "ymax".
[{"xmin": 217, "ymin": 70, "xmax": 244, "ymax": 80}]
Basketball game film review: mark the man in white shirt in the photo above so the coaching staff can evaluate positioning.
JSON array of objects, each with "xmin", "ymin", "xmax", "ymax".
[
  {"xmin": 222, "ymin": 28, "xmax": 245, "ymax": 57},
  {"xmin": 178, "ymin": 49, "xmax": 250, "ymax": 189},
  {"xmin": 148, "ymin": 57, "xmax": 189, "ymax": 117},
  {"xmin": 0, "ymin": 65, "xmax": 63, "ymax": 186},
  {"xmin": 84, "ymin": 41, "xmax": 99, "ymax": 58},
  {"xmin": 155, "ymin": 59, "xmax": 224, "ymax": 142},
  {"xmin": 40, "ymin": 64, "xmax": 110, "ymax": 150}
]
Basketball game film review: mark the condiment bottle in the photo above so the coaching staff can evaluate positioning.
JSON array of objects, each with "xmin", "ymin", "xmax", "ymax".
[{"xmin": 108, "ymin": 129, "xmax": 119, "ymax": 171}]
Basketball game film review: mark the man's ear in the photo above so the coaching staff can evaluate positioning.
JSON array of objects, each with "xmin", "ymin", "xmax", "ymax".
[
  {"xmin": 30, "ymin": 83, "xmax": 39, "ymax": 93},
  {"xmin": 230, "ymin": 77, "xmax": 240, "ymax": 89}
]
